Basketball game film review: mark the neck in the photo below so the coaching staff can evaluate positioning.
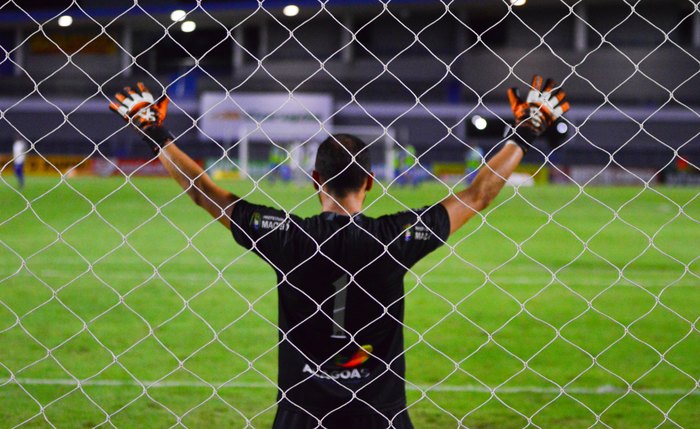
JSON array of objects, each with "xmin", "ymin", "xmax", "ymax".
[{"xmin": 319, "ymin": 189, "xmax": 365, "ymax": 215}]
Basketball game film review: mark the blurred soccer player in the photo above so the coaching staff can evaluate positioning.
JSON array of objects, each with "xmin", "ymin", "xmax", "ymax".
[
  {"xmin": 12, "ymin": 135, "xmax": 27, "ymax": 190},
  {"xmin": 465, "ymin": 145, "xmax": 484, "ymax": 184},
  {"xmin": 394, "ymin": 144, "xmax": 418, "ymax": 187},
  {"xmin": 268, "ymin": 145, "xmax": 289, "ymax": 183},
  {"xmin": 110, "ymin": 75, "xmax": 569, "ymax": 429}
]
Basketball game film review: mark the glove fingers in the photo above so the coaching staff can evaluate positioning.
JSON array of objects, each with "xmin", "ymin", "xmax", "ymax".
[
  {"xmin": 558, "ymin": 101, "xmax": 570, "ymax": 115},
  {"xmin": 109, "ymin": 102, "xmax": 128, "ymax": 118},
  {"xmin": 124, "ymin": 86, "xmax": 137, "ymax": 98},
  {"xmin": 507, "ymin": 88, "xmax": 522, "ymax": 109},
  {"xmin": 542, "ymin": 78, "xmax": 556, "ymax": 93},
  {"xmin": 553, "ymin": 89, "xmax": 567, "ymax": 110},
  {"xmin": 530, "ymin": 75, "xmax": 544, "ymax": 92},
  {"xmin": 114, "ymin": 92, "xmax": 128, "ymax": 103},
  {"xmin": 126, "ymin": 85, "xmax": 156, "ymax": 108},
  {"xmin": 126, "ymin": 86, "xmax": 147, "ymax": 104},
  {"xmin": 139, "ymin": 83, "xmax": 155, "ymax": 104}
]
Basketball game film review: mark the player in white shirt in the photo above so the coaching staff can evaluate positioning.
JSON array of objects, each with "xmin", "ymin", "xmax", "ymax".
[{"xmin": 12, "ymin": 136, "xmax": 27, "ymax": 190}]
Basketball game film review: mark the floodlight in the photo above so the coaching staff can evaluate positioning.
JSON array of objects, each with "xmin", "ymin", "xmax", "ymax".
[
  {"xmin": 58, "ymin": 15, "xmax": 73, "ymax": 27},
  {"xmin": 471, "ymin": 115, "xmax": 488, "ymax": 131},
  {"xmin": 283, "ymin": 5, "xmax": 300, "ymax": 17},
  {"xmin": 171, "ymin": 10, "xmax": 187, "ymax": 22},
  {"xmin": 181, "ymin": 21, "xmax": 196, "ymax": 33},
  {"xmin": 556, "ymin": 122, "xmax": 568, "ymax": 134}
]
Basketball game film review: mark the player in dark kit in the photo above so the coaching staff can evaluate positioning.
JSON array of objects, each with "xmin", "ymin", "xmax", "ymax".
[{"xmin": 109, "ymin": 75, "xmax": 569, "ymax": 428}]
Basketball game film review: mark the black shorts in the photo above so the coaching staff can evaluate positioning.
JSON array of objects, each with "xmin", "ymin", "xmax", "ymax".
[{"xmin": 271, "ymin": 406, "xmax": 414, "ymax": 429}]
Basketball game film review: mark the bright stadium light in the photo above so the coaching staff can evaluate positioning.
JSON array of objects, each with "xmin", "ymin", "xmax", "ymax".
[
  {"xmin": 283, "ymin": 4, "xmax": 300, "ymax": 17},
  {"xmin": 58, "ymin": 15, "xmax": 73, "ymax": 27},
  {"xmin": 511, "ymin": 0, "xmax": 527, "ymax": 6},
  {"xmin": 556, "ymin": 122, "xmax": 569, "ymax": 134},
  {"xmin": 170, "ymin": 9, "xmax": 187, "ymax": 22},
  {"xmin": 471, "ymin": 115, "xmax": 488, "ymax": 131},
  {"xmin": 181, "ymin": 21, "xmax": 196, "ymax": 33}
]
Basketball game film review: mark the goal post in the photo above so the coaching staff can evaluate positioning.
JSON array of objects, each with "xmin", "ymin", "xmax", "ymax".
[
  {"xmin": 234, "ymin": 125, "xmax": 398, "ymax": 182},
  {"xmin": 327, "ymin": 125, "xmax": 398, "ymax": 183},
  {"xmin": 198, "ymin": 91, "xmax": 334, "ymax": 180}
]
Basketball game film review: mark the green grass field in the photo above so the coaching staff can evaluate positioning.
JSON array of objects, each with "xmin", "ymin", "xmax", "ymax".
[{"xmin": 1, "ymin": 176, "xmax": 699, "ymax": 428}]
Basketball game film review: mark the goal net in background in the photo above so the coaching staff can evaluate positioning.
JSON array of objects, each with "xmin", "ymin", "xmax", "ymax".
[
  {"xmin": 198, "ymin": 92, "xmax": 397, "ymax": 182},
  {"xmin": 1, "ymin": 0, "xmax": 699, "ymax": 428}
]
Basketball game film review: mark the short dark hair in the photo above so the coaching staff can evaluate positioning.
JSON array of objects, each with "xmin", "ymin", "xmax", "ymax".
[{"xmin": 315, "ymin": 134, "xmax": 371, "ymax": 197}]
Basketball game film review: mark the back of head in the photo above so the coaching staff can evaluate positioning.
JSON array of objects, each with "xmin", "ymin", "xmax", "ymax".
[{"xmin": 315, "ymin": 134, "xmax": 371, "ymax": 197}]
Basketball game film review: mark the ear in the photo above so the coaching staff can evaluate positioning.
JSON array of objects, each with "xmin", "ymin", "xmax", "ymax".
[
  {"xmin": 312, "ymin": 170, "xmax": 321, "ymax": 190},
  {"xmin": 365, "ymin": 172, "xmax": 374, "ymax": 192}
]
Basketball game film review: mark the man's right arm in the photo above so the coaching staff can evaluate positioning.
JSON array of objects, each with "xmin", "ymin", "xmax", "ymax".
[
  {"xmin": 440, "ymin": 141, "xmax": 524, "ymax": 235},
  {"xmin": 440, "ymin": 75, "xmax": 570, "ymax": 236}
]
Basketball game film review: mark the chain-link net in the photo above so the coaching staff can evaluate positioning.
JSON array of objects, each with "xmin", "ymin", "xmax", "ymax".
[{"xmin": 1, "ymin": 0, "xmax": 699, "ymax": 427}]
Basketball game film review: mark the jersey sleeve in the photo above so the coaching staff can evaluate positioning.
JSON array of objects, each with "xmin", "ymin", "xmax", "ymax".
[
  {"xmin": 378, "ymin": 204, "xmax": 451, "ymax": 268},
  {"xmin": 230, "ymin": 200, "xmax": 301, "ymax": 269}
]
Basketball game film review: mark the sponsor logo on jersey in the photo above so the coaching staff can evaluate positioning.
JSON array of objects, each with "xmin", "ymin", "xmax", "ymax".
[
  {"xmin": 260, "ymin": 215, "xmax": 290, "ymax": 231},
  {"xmin": 403, "ymin": 223, "xmax": 432, "ymax": 242},
  {"xmin": 413, "ymin": 224, "xmax": 432, "ymax": 241},
  {"xmin": 251, "ymin": 212, "xmax": 262, "ymax": 231},
  {"xmin": 334, "ymin": 344, "xmax": 373, "ymax": 368},
  {"xmin": 302, "ymin": 364, "xmax": 371, "ymax": 381},
  {"xmin": 251, "ymin": 212, "xmax": 290, "ymax": 231},
  {"xmin": 302, "ymin": 344, "xmax": 373, "ymax": 381},
  {"xmin": 402, "ymin": 224, "xmax": 413, "ymax": 242}
]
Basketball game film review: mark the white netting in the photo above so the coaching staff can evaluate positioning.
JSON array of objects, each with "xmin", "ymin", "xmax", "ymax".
[{"xmin": 1, "ymin": 0, "xmax": 699, "ymax": 428}]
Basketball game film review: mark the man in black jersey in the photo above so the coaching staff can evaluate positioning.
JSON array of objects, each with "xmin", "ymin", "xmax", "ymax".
[{"xmin": 110, "ymin": 75, "xmax": 569, "ymax": 429}]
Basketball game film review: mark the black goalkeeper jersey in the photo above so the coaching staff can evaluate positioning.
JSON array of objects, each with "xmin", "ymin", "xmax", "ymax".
[{"xmin": 230, "ymin": 200, "xmax": 450, "ymax": 416}]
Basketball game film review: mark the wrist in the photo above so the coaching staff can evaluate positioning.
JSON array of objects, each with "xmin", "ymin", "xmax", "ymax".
[
  {"xmin": 503, "ymin": 123, "xmax": 538, "ymax": 154},
  {"xmin": 505, "ymin": 140, "xmax": 526, "ymax": 155},
  {"xmin": 141, "ymin": 125, "xmax": 173, "ymax": 155}
]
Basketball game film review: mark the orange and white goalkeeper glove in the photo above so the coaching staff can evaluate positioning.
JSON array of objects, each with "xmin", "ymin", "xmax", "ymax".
[
  {"xmin": 506, "ymin": 75, "xmax": 570, "ymax": 153},
  {"xmin": 109, "ymin": 82, "xmax": 172, "ymax": 154}
]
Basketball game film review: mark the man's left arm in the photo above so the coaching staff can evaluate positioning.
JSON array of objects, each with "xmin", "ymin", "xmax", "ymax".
[
  {"xmin": 158, "ymin": 140, "xmax": 238, "ymax": 228},
  {"xmin": 109, "ymin": 82, "xmax": 238, "ymax": 228}
]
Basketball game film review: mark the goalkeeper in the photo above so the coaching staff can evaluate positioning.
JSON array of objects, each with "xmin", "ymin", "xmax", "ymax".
[{"xmin": 109, "ymin": 75, "xmax": 569, "ymax": 429}]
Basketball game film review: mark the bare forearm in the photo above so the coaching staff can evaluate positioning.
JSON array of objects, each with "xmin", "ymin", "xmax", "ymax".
[
  {"xmin": 438, "ymin": 73, "xmax": 570, "ymax": 236},
  {"xmin": 467, "ymin": 142, "xmax": 523, "ymax": 208},
  {"xmin": 441, "ymin": 142, "xmax": 524, "ymax": 234},
  {"xmin": 158, "ymin": 141, "xmax": 237, "ymax": 226},
  {"xmin": 159, "ymin": 141, "xmax": 203, "ymax": 196}
]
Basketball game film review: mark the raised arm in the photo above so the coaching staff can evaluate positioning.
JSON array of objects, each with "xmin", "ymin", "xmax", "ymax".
[
  {"xmin": 440, "ymin": 75, "xmax": 570, "ymax": 235},
  {"xmin": 157, "ymin": 140, "xmax": 237, "ymax": 228},
  {"xmin": 109, "ymin": 82, "xmax": 238, "ymax": 228}
]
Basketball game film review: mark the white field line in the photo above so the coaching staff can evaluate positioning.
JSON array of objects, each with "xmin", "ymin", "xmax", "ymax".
[
  {"xmin": 2, "ymin": 378, "xmax": 698, "ymax": 396},
  {"xmin": 6, "ymin": 269, "xmax": 696, "ymax": 289}
]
